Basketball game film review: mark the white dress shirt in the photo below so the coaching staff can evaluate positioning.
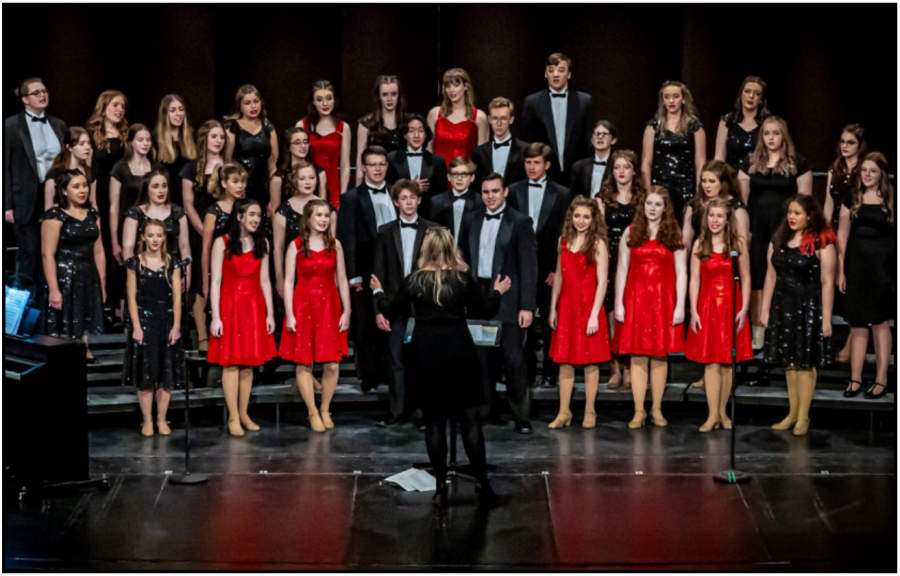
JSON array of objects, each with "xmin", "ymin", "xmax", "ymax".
[
  {"xmin": 25, "ymin": 110, "xmax": 60, "ymax": 182},
  {"xmin": 399, "ymin": 215, "xmax": 418, "ymax": 277},
  {"xmin": 491, "ymin": 134, "xmax": 513, "ymax": 177},
  {"xmin": 366, "ymin": 180, "xmax": 397, "ymax": 229},
  {"xmin": 591, "ymin": 153, "xmax": 610, "ymax": 197},
  {"xmin": 527, "ymin": 177, "xmax": 547, "ymax": 232},
  {"xmin": 406, "ymin": 147, "xmax": 424, "ymax": 180},
  {"xmin": 477, "ymin": 204, "xmax": 505, "ymax": 279},
  {"xmin": 452, "ymin": 188, "xmax": 468, "ymax": 241},
  {"xmin": 549, "ymin": 87, "xmax": 568, "ymax": 170}
]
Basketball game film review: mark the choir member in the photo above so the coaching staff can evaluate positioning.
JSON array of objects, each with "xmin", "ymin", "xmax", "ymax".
[
  {"xmin": 45, "ymin": 127, "xmax": 95, "ymax": 210},
  {"xmin": 825, "ymin": 125, "xmax": 866, "ymax": 228},
  {"xmin": 301, "ymin": 80, "xmax": 351, "ymax": 209},
  {"xmin": 223, "ymin": 85, "xmax": 277, "ymax": 213},
  {"xmin": 356, "ymin": 74, "xmax": 408, "ymax": 185},
  {"xmin": 682, "ymin": 160, "xmax": 749, "ymax": 253},
  {"xmin": 428, "ymin": 156, "xmax": 483, "ymax": 241},
  {"xmin": 201, "ymin": 163, "xmax": 247, "ymax": 300},
  {"xmin": 386, "ymin": 113, "xmax": 447, "ymax": 216},
  {"xmin": 472, "ymin": 97, "xmax": 528, "ymax": 190},
  {"xmin": 154, "ymin": 94, "xmax": 197, "ymax": 206},
  {"xmin": 714, "ymin": 76, "xmax": 768, "ymax": 169},
  {"xmin": 122, "ymin": 168, "xmax": 190, "ymax": 274},
  {"xmin": 570, "ymin": 120, "xmax": 617, "ymax": 199},
  {"xmin": 271, "ymin": 126, "xmax": 327, "ymax": 211},
  {"xmin": 110, "ymin": 124, "xmax": 162, "ymax": 265},
  {"xmin": 427, "ymin": 68, "xmax": 489, "ymax": 170}
]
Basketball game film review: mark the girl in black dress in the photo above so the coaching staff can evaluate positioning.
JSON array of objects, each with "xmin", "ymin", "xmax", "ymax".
[
  {"xmin": 837, "ymin": 152, "xmax": 894, "ymax": 400},
  {"xmin": 44, "ymin": 127, "xmax": 95, "ymax": 211},
  {"xmin": 154, "ymin": 94, "xmax": 197, "ymax": 207},
  {"xmin": 594, "ymin": 150, "xmax": 644, "ymax": 389},
  {"xmin": 270, "ymin": 126, "xmax": 327, "ymax": 213},
  {"xmin": 355, "ymin": 74, "xmax": 408, "ymax": 185},
  {"xmin": 760, "ymin": 195, "xmax": 836, "ymax": 436},
  {"xmin": 201, "ymin": 163, "xmax": 247, "ymax": 302},
  {"xmin": 641, "ymin": 80, "xmax": 706, "ymax": 219},
  {"xmin": 125, "ymin": 219, "xmax": 187, "ymax": 437},
  {"xmin": 40, "ymin": 171, "xmax": 106, "ymax": 359},
  {"xmin": 371, "ymin": 227, "xmax": 510, "ymax": 507},
  {"xmin": 223, "ymin": 85, "xmax": 278, "ymax": 214},
  {"xmin": 714, "ymin": 76, "xmax": 769, "ymax": 170},
  {"xmin": 738, "ymin": 116, "xmax": 813, "ymax": 351}
]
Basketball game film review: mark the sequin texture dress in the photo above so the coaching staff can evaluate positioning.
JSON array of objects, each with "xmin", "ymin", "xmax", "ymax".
[
  {"xmin": 648, "ymin": 118, "xmax": 702, "ymax": 217},
  {"xmin": 124, "ymin": 204, "xmax": 185, "ymax": 259},
  {"xmin": 602, "ymin": 200, "xmax": 636, "ymax": 309},
  {"xmin": 721, "ymin": 113, "xmax": 761, "ymax": 170}
]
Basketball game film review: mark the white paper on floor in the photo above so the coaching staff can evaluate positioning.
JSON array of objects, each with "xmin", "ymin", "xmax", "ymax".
[{"xmin": 384, "ymin": 468, "xmax": 437, "ymax": 492}]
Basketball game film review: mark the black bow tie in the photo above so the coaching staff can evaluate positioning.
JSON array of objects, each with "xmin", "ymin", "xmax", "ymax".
[
  {"xmin": 406, "ymin": 151, "xmax": 423, "ymax": 157},
  {"xmin": 529, "ymin": 181, "xmax": 544, "ymax": 188},
  {"xmin": 550, "ymin": 91, "xmax": 568, "ymax": 99},
  {"xmin": 484, "ymin": 211, "xmax": 504, "ymax": 221},
  {"xmin": 400, "ymin": 221, "xmax": 419, "ymax": 229},
  {"xmin": 368, "ymin": 186, "xmax": 387, "ymax": 195},
  {"xmin": 594, "ymin": 160, "xmax": 607, "ymax": 166},
  {"xmin": 452, "ymin": 194, "xmax": 467, "ymax": 203},
  {"xmin": 30, "ymin": 115, "xmax": 48, "ymax": 124},
  {"xmin": 493, "ymin": 140, "xmax": 511, "ymax": 150}
]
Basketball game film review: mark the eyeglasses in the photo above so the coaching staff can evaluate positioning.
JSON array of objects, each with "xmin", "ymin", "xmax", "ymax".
[
  {"xmin": 861, "ymin": 168, "xmax": 881, "ymax": 176},
  {"xmin": 450, "ymin": 172, "xmax": 473, "ymax": 178},
  {"xmin": 840, "ymin": 139, "xmax": 858, "ymax": 146},
  {"xmin": 26, "ymin": 89, "xmax": 48, "ymax": 97},
  {"xmin": 365, "ymin": 162, "xmax": 388, "ymax": 168},
  {"xmin": 592, "ymin": 132, "xmax": 612, "ymax": 139}
]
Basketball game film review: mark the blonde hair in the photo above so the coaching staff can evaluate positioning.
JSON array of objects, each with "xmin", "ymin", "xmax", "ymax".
[
  {"xmin": 208, "ymin": 162, "xmax": 248, "ymax": 199},
  {"xmin": 653, "ymin": 81, "xmax": 699, "ymax": 136},
  {"xmin": 411, "ymin": 227, "xmax": 469, "ymax": 306},
  {"xmin": 155, "ymin": 94, "xmax": 197, "ymax": 164},
  {"xmin": 440, "ymin": 68, "xmax": 475, "ymax": 120},
  {"xmin": 194, "ymin": 120, "xmax": 224, "ymax": 191},
  {"xmin": 85, "ymin": 90, "xmax": 129, "ymax": 152},
  {"xmin": 747, "ymin": 116, "xmax": 798, "ymax": 177},
  {"xmin": 137, "ymin": 219, "xmax": 173, "ymax": 287}
]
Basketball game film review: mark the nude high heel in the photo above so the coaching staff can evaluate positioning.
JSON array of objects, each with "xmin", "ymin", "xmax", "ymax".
[{"xmin": 548, "ymin": 412, "xmax": 572, "ymax": 429}]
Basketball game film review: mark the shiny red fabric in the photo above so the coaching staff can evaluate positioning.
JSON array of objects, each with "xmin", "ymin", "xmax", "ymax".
[
  {"xmin": 279, "ymin": 238, "xmax": 349, "ymax": 365},
  {"xmin": 613, "ymin": 239, "xmax": 685, "ymax": 356},
  {"xmin": 549, "ymin": 242, "xmax": 611, "ymax": 364},
  {"xmin": 433, "ymin": 110, "xmax": 479, "ymax": 188},
  {"xmin": 303, "ymin": 118, "xmax": 345, "ymax": 209},
  {"xmin": 207, "ymin": 240, "xmax": 277, "ymax": 367},
  {"xmin": 685, "ymin": 252, "xmax": 753, "ymax": 364}
]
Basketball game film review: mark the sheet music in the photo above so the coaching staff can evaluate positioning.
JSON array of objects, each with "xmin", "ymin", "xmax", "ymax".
[
  {"xmin": 384, "ymin": 468, "xmax": 437, "ymax": 492},
  {"xmin": 5, "ymin": 287, "xmax": 30, "ymax": 335},
  {"xmin": 468, "ymin": 323, "xmax": 483, "ymax": 343}
]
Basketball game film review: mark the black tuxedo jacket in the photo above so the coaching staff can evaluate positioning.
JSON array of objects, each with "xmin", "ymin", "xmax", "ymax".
[
  {"xmin": 507, "ymin": 179, "xmax": 571, "ymax": 281},
  {"xmin": 373, "ymin": 217, "xmax": 438, "ymax": 315},
  {"xmin": 428, "ymin": 189, "xmax": 484, "ymax": 237},
  {"xmin": 336, "ymin": 183, "xmax": 398, "ymax": 282},
  {"xmin": 4, "ymin": 111, "xmax": 66, "ymax": 221},
  {"xmin": 520, "ymin": 89, "xmax": 592, "ymax": 182},
  {"xmin": 386, "ymin": 148, "xmax": 447, "ymax": 218},
  {"xmin": 471, "ymin": 138, "xmax": 528, "ymax": 192},
  {"xmin": 569, "ymin": 156, "xmax": 612, "ymax": 200},
  {"xmin": 457, "ymin": 206, "xmax": 537, "ymax": 324}
]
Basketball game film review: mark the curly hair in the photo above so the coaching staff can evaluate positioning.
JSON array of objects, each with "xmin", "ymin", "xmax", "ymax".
[
  {"xmin": 208, "ymin": 162, "xmax": 248, "ymax": 199},
  {"xmin": 695, "ymin": 197, "xmax": 742, "ymax": 261},
  {"xmin": 628, "ymin": 186, "xmax": 684, "ymax": 251},
  {"xmin": 85, "ymin": 90, "xmax": 128, "ymax": 152},
  {"xmin": 560, "ymin": 196, "xmax": 608, "ymax": 265}
]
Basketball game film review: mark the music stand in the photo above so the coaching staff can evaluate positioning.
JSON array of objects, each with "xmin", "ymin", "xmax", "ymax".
[{"xmin": 170, "ymin": 346, "xmax": 208, "ymax": 485}]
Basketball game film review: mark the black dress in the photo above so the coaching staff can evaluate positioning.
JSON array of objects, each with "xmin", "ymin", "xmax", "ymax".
[
  {"xmin": 648, "ymin": 118, "xmax": 703, "ymax": 217},
  {"xmin": 123, "ymin": 256, "xmax": 187, "ymax": 391},
  {"xmin": 374, "ymin": 271, "xmax": 500, "ymax": 414},
  {"xmin": 721, "ymin": 113, "xmax": 761, "ymax": 170},
  {"xmin": 224, "ymin": 119, "xmax": 274, "ymax": 205},
  {"xmin": 206, "ymin": 202, "xmax": 232, "ymax": 240},
  {"xmin": 842, "ymin": 197, "xmax": 895, "ymax": 327},
  {"xmin": 275, "ymin": 200, "xmax": 303, "ymax": 249},
  {"xmin": 739, "ymin": 155, "xmax": 811, "ymax": 290},
  {"xmin": 124, "ymin": 204, "xmax": 186, "ymax": 259},
  {"xmin": 158, "ymin": 140, "xmax": 190, "ymax": 208},
  {"xmin": 358, "ymin": 114, "xmax": 403, "ymax": 154},
  {"xmin": 271, "ymin": 165, "xmax": 324, "ymax": 202},
  {"xmin": 92, "ymin": 138, "xmax": 124, "ymax": 300},
  {"xmin": 110, "ymin": 160, "xmax": 165, "ymax": 241},
  {"xmin": 827, "ymin": 170, "xmax": 856, "ymax": 229},
  {"xmin": 180, "ymin": 161, "xmax": 216, "ymax": 294},
  {"xmin": 601, "ymin": 199, "xmax": 636, "ymax": 309},
  {"xmin": 763, "ymin": 242, "xmax": 833, "ymax": 370},
  {"xmin": 39, "ymin": 207, "xmax": 105, "ymax": 338}
]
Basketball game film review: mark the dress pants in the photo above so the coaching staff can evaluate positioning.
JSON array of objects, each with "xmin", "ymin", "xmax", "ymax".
[
  {"xmin": 12, "ymin": 185, "xmax": 44, "ymax": 289},
  {"xmin": 530, "ymin": 282, "xmax": 558, "ymax": 382},
  {"xmin": 387, "ymin": 317, "xmax": 408, "ymax": 418},
  {"xmin": 350, "ymin": 283, "xmax": 390, "ymax": 390}
]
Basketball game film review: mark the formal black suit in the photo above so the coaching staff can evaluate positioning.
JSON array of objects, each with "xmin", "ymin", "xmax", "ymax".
[
  {"xmin": 507, "ymin": 178, "xmax": 571, "ymax": 382},
  {"xmin": 520, "ymin": 89, "xmax": 592, "ymax": 185},
  {"xmin": 471, "ymin": 138, "xmax": 528, "ymax": 192},
  {"xmin": 4, "ymin": 111, "xmax": 66, "ymax": 284},
  {"xmin": 336, "ymin": 183, "xmax": 395, "ymax": 390},
  {"xmin": 386, "ymin": 149, "xmax": 447, "ymax": 219},
  {"xmin": 373, "ymin": 217, "xmax": 438, "ymax": 419},
  {"xmin": 427, "ymin": 188, "xmax": 483, "ymax": 239},
  {"xmin": 458, "ymin": 205, "xmax": 537, "ymax": 423},
  {"xmin": 569, "ymin": 155, "xmax": 612, "ymax": 200}
]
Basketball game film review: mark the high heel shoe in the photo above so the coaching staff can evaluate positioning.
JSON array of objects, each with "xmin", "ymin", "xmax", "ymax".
[
  {"xmin": 308, "ymin": 412, "xmax": 326, "ymax": 433},
  {"xmin": 582, "ymin": 411, "xmax": 597, "ymax": 429},
  {"xmin": 650, "ymin": 409, "xmax": 668, "ymax": 427},
  {"xmin": 836, "ymin": 345, "xmax": 851, "ymax": 363},
  {"xmin": 157, "ymin": 420, "xmax": 172, "ymax": 436},
  {"xmin": 475, "ymin": 480, "xmax": 500, "ymax": 507},
  {"xmin": 719, "ymin": 416, "xmax": 733, "ymax": 430},
  {"xmin": 771, "ymin": 416, "xmax": 798, "ymax": 431},
  {"xmin": 627, "ymin": 411, "xmax": 646, "ymax": 429},
  {"xmin": 548, "ymin": 411, "xmax": 572, "ymax": 429},
  {"xmin": 141, "ymin": 420, "xmax": 155, "ymax": 437},
  {"xmin": 321, "ymin": 411, "xmax": 335, "ymax": 430},
  {"xmin": 792, "ymin": 419, "xmax": 811, "ymax": 436},
  {"xmin": 313, "ymin": 378, "xmax": 323, "ymax": 392},
  {"xmin": 433, "ymin": 482, "xmax": 448, "ymax": 508},
  {"xmin": 864, "ymin": 382, "xmax": 888, "ymax": 400},
  {"xmin": 227, "ymin": 419, "xmax": 245, "ymax": 437},
  {"xmin": 607, "ymin": 371, "xmax": 622, "ymax": 389},
  {"xmin": 622, "ymin": 371, "xmax": 632, "ymax": 389},
  {"xmin": 240, "ymin": 416, "xmax": 261, "ymax": 431},
  {"xmin": 691, "ymin": 377, "xmax": 705, "ymax": 389},
  {"xmin": 698, "ymin": 420, "xmax": 721, "ymax": 433},
  {"xmin": 844, "ymin": 380, "xmax": 863, "ymax": 398}
]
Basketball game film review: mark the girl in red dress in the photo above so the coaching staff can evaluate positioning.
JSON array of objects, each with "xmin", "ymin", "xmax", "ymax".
[
  {"xmin": 613, "ymin": 186, "xmax": 687, "ymax": 429},
  {"xmin": 301, "ymin": 80, "xmax": 351, "ymax": 210},
  {"xmin": 280, "ymin": 199, "xmax": 351, "ymax": 433},
  {"xmin": 208, "ymin": 199, "xmax": 277, "ymax": 437},
  {"xmin": 548, "ymin": 197, "xmax": 612, "ymax": 429},
  {"xmin": 686, "ymin": 197, "xmax": 753, "ymax": 432},
  {"xmin": 426, "ymin": 68, "xmax": 489, "ymax": 176}
]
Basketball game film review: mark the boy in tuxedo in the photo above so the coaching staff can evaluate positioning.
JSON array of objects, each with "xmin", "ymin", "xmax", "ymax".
[
  {"xmin": 428, "ymin": 156, "xmax": 483, "ymax": 242},
  {"xmin": 569, "ymin": 120, "xmax": 618, "ymax": 199},
  {"xmin": 472, "ymin": 97, "xmax": 528, "ymax": 191},
  {"xmin": 507, "ymin": 143, "xmax": 571, "ymax": 387},
  {"xmin": 373, "ymin": 179, "xmax": 437, "ymax": 425},
  {"xmin": 458, "ymin": 173, "xmax": 538, "ymax": 434},
  {"xmin": 386, "ymin": 113, "xmax": 446, "ymax": 217}
]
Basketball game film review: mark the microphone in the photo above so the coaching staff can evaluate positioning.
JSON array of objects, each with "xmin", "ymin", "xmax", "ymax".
[{"xmin": 730, "ymin": 251, "xmax": 740, "ymax": 282}]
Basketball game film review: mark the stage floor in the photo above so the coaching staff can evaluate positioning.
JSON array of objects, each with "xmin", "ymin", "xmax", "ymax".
[{"xmin": 4, "ymin": 406, "xmax": 896, "ymax": 570}]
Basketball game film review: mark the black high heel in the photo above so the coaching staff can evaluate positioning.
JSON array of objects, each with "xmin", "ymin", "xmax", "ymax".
[
  {"xmin": 433, "ymin": 482, "xmax": 448, "ymax": 508},
  {"xmin": 864, "ymin": 382, "xmax": 888, "ymax": 400},
  {"xmin": 843, "ymin": 379, "xmax": 863, "ymax": 398},
  {"xmin": 475, "ymin": 480, "xmax": 500, "ymax": 507}
]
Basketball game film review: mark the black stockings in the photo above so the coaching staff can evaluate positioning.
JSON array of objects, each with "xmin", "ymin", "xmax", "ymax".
[{"xmin": 423, "ymin": 407, "xmax": 487, "ymax": 485}]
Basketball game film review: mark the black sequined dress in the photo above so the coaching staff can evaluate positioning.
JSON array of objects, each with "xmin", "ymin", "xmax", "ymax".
[
  {"xmin": 124, "ymin": 204, "xmax": 185, "ymax": 259},
  {"xmin": 602, "ymin": 200, "xmax": 636, "ymax": 309},
  {"xmin": 721, "ymin": 113, "xmax": 761, "ymax": 170},
  {"xmin": 359, "ymin": 115, "xmax": 403, "ymax": 154},
  {"xmin": 827, "ymin": 170, "xmax": 856, "ymax": 229},
  {"xmin": 648, "ymin": 118, "xmax": 702, "ymax": 217},
  {"xmin": 224, "ymin": 119, "xmax": 273, "ymax": 205},
  {"xmin": 276, "ymin": 200, "xmax": 303, "ymax": 250}
]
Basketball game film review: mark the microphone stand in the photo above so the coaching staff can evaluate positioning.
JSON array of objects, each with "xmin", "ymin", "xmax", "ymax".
[{"xmin": 715, "ymin": 252, "xmax": 751, "ymax": 484}]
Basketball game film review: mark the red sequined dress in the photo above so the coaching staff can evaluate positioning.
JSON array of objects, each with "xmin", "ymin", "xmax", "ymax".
[
  {"xmin": 433, "ymin": 109, "xmax": 479, "ymax": 171},
  {"xmin": 303, "ymin": 118, "xmax": 345, "ymax": 210}
]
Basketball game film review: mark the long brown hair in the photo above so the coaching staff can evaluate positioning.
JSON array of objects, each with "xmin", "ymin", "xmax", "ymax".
[
  {"xmin": 305, "ymin": 80, "xmax": 337, "ymax": 128},
  {"xmin": 278, "ymin": 126, "xmax": 311, "ymax": 173},
  {"xmin": 194, "ymin": 120, "xmax": 224, "ymax": 192},
  {"xmin": 830, "ymin": 124, "xmax": 867, "ymax": 179},
  {"xmin": 726, "ymin": 76, "xmax": 770, "ymax": 124},
  {"xmin": 155, "ymin": 94, "xmax": 197, "ymax": 164},
  {"xmin": 225, "ymin": 84, "xmax": 270, "ymax": 125},
  {"xmin": 299, "ymin": 199, "xmax": 336, "ymax": 259},
  {"xmin": 653, "ymin": 81, "xmax": 699, "ymax": 136},
  {"xmin": 747, "ymin": 116, "xmax": 798, "ymax": 177},
  {"xmin": 598, "ymin": 150, "xmax": 644, "ymax": 207},
  {"xmin": 695, "ymin": 197, "xmax": 742, "ymax": 261},
  {"xmin": 135, "ymin": 168, "xmax": 171, "ymax": 208},
  {"xmin": 123, "ymin": 124, "xmax": 155, "ymax": 162},
  {"xmin": 440, "ymin": 68, "xmax": 475, "ymax": 119},
  {"xmin": 411, "ymin": 227, "xmax": 470, "ymax": 306},
  {"xmin": 850, "ymin": 152, "xmax": 894, "ymax": 225},
  {"xmin": 85, "ymin": 90, "xmax": 128, "ymax": 152},
  {"xmin": 560, "ymin": 197, "xmax": 608, "ymax": 265},
  {"xmin": 628, "ymin": 186, "xmax": 684, "ymax": 251},
  {"xmin": 687, "ymin": 160, "xmax": 742, "ymax": 218},
  {"xmin": 364, "ymin": 75, "xmax": 408, "ymax": 145},
  {"xmin": 285, "ymin": 161, "xmax": 317, "ymax": 199},
  {"xmin": 49, "ymin": 127, "xmax": 92, "ymax": 181},
  {"xmin": 137, "ymin": 218, "xmax": 173, "ymax": 287}
]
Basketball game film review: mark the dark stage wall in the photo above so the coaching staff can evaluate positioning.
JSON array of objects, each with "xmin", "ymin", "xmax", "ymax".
[{"xmin": 3, "ymin": 4, "xmax": 896, "ymax": 173}]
